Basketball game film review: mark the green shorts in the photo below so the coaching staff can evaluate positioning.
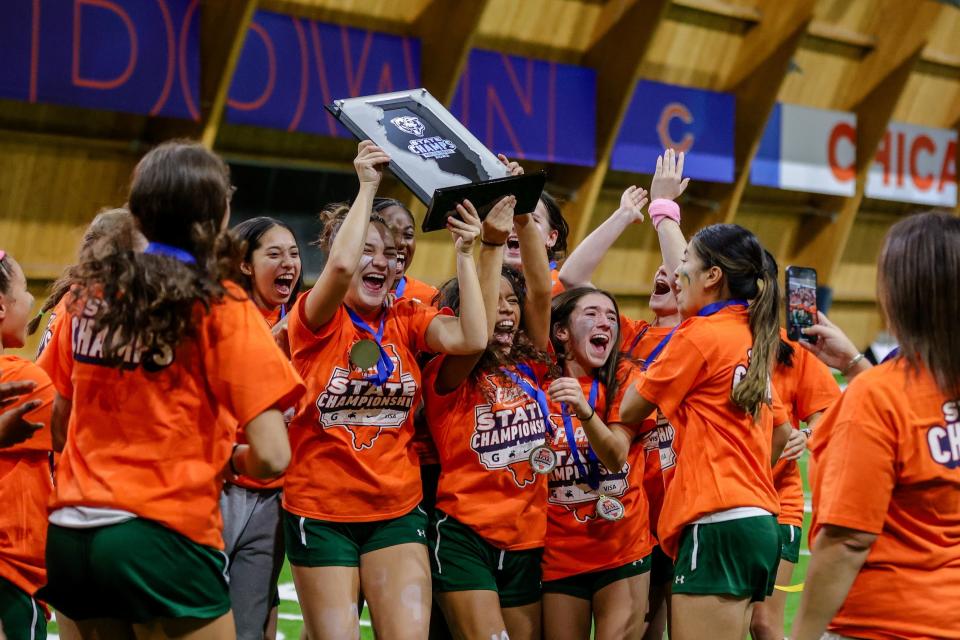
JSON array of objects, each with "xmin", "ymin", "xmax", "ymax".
[
  {"xmin": 284, "ymin": 505, "xmax": 428, "ymax": 567},
  {"xmin": 649, "ymin": 544, "xmax": 674, "ymax": 586},
  {"xmin": 0, "ymin": 576, "xmax": 46, "ymax": 640},
  {"xmin": 39, "ymin": 519, "xmax": 229, "ymax": 622},
  {"xmin": 430, "ymin": 511, "xmax": 543, "ymax": 608},
  {"xmin": 542, "ymin": 556, "xmax": 651, "ymax": 600},
  {"xmin": 779, "ymin": 524, "xmax": 802, "ymax": 564},
  {"xmin": 672, "ymin": 515, "xmax": 780, "ymax": 602}
]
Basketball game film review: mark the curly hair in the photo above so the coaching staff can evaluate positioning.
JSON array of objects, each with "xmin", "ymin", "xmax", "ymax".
[
  {"xmin": 435, "ymin": 266, "xmax": 556, "ymax": 398},
  {"xmin": 64, "ymin": 140, "xmax": 244, "ymax": 365}
]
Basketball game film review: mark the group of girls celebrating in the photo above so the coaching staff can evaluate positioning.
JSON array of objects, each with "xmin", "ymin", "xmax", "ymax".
[{"xmin": 0, "ymin": 138, "xmax": 956, "ymax": 640}]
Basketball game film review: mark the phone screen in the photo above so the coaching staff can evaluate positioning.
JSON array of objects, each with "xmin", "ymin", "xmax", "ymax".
[{"xmin": 787, "ymin": 267, "xmax": 817, "ymax": 342}]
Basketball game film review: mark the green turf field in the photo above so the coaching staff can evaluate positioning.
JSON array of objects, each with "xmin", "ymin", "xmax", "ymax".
[{"xmin": 45, "ymin": 451, "xmax": 812, "ymax": 639}]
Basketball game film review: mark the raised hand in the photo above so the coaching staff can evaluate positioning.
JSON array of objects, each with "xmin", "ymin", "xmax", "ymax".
[
  {"xmin": 481, "ymin": 196, "xmax": 516, "ymax": 246},
  {"xmin": 354, "ymin": 140, "xmax": 391, "ymax": 187},
  {"xmin": 618, "ymin": 185, "xmax": 649, "ymax": 223},
  {"xmin": 548, "ymin": 378, "xmax": 592, "ymax": 420},
  {"xmin": 0, "ymin": 399, "xmax": 43, "ymax": 449},
  {"xmin": 497, "ymin": 153, "xmax": 525, "ymax": 176},
  {"xmin": 650, "ymin": 148, "xmax": 690, "ymax": 202},
  {"xmin": 449, "ymin": 200, "xmax": 483, "ymax": 255}
]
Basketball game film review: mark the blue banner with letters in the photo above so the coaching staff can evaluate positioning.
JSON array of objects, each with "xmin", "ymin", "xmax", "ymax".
[
  {"xmin": 449, "ymin": 49, "xmax": 596, "ymax": 166},
  {"xmin": 611, "ymin": 79, "xmax": 734, "ymax": 182},
  {"xmin": 226, "ymin": 10, "xmax": 421, "ymax": 136},
  {"xmin": 0, "ymin": 0, "xmax": 200, "ymax": 120}
]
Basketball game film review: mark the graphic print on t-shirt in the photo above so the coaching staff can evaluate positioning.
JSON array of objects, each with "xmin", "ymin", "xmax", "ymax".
[
  {"xmin": 470, "ymin": 372, "xmax": 550, "ymax": 488},
  {"xmin": 927, "ymin": 400, "xmax": 960, "ymax": 469},
  {"xmin": 70, "ymin": 299, "xmax": 175, "ymax": 372},
  {"xmin": 315, "ymin": 343, "xmax": 417, "ymax": 450},
  {"xmin": 641, "ymin": 410, "xmax": 677, "ymax": 472},
  {"xmin": 547, "ymin": 414, "xmax": 630, "ymax": 523}
]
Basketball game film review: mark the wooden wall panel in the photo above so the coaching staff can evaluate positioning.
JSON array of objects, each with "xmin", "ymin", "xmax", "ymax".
[{"xmin": 0, "ymin": 135, "xmax": 136, "ymax": 280}]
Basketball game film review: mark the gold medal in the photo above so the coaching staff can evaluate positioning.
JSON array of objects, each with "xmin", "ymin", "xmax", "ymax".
[
  {"xmin": 596, "ymin": 495, "xmax": 626, "ymax": 521},
  {"xmin": 529, "ymin": 444, "xmax": 558, "ymax": 475},
  {"xmin": 350, "ymin": 339, "xmax": 380, "ymax": 370}
]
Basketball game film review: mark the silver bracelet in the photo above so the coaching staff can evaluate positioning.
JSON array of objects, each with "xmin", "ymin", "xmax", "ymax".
[{"xmin": 841, "ymin": 353, "xmax": 865, "ymax": 376}]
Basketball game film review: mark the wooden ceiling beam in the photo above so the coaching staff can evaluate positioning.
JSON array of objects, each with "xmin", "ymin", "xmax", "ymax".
[
  {"xmin": 788, "ymin": 0, "xmax": 943, "ymax": 286},
  {"xmin": 682, "ymin": 0, "xmax": 816, "ymax": 233},
  {"xmin": 554, "ymin": 0, "xmax": 671, "ymax": 248},
  {"xmin": 200, "ymin": 0, "xmax": 259, "ymax": 148},
  {"xmin": 414, "ymin": 0, "xmax": 489, "ymax": 106}
]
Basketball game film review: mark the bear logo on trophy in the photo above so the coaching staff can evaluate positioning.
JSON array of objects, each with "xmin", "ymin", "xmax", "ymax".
[{"xmin": 390, "ymin": 115, "xmax": 426, "ymax": 137}]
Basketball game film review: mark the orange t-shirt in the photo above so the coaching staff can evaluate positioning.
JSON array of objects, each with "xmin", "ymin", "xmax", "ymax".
[
  {"xmin": 810, "ymin": 360, "xmax": 960, "ymax": 639},
  {"xmin": 630, "ymin": 324, "xmax": 680, "ymax": 536},
  {"xmin": 423, "ymin": 359, "xmax": 549, "ymax": 549},
  {"xmin": 41, "ymin": 283, "xmax": 305, "ymax": 549},
  {"xmin": 635, "ymin": 305, "xmax": 783, "ymax": 559},
  {"xmin": 0, "ymin": 356, "xmax": 54, "ymax": 596},
  {"xmin": 35, "ymin": 296, "xmax": 70, "ymax": 364},
  {"xmin": 231, "ymin": 302, "xmax": 290, "ymax": 491},
  {"xmin": 550, "ymin": 269, "xmax": 565, "ymax": 297},
  {"xmin": 398, "ymin": 276, "xmax": 438, "ymax": 306},
  {"xmin": 283, "ymin": 295, "xmax": 439, "ymax": 522},
  {"xmin": 543, "ymin": 360, "xmax": 654, "ymax": 581},
  {"xmin": 770, "ymin": 329, "xmax": 840, "ymax": 526}
]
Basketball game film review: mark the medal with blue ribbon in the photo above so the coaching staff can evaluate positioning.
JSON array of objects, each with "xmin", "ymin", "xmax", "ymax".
[
  {"xmin": 345, "ymin": 306, "xmax": 395, "ymax": 386},
  {"xmin": 640, "ymin": 299, "xmax": 749, "ymax": 371},
  {"xmin": 560, "ymin": 379, "xmax": 626, "ymax": 521},
  {"xmin": 395, "ymin": 276, "xmax": 407, "ymax": 299},
  {"xmin": 501, "ymin": 364, "xmax": 555, "ymax": 474}
]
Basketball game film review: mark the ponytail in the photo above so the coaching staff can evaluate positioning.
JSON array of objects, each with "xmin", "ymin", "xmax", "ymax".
[{"xmin": 732, "ymin": 269, "xmax": 780, "ymax": 419}]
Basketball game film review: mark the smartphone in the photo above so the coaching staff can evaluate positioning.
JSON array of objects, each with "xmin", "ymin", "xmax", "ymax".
[{"xmin": 785, "ymin": 266, "xmax": 818, "ymax": 343}]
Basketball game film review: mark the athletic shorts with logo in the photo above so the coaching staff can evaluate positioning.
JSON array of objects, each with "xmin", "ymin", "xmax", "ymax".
[
  {"xmin": 430, "ymin": 511, "xmax": 542, "ymax": 609},
  {"xmin": 671, "ymin": 515, "xmax": 780, "ymax": 602},
  {"xmin": 779, "ymin": 523, "xmax": 802, "ymax": 564},
  {"xmin": 283, "ymin": 504, "xmax": 428, "ymax": 567},
  {"xmin": 542, "ymin": 555, "xmax": 651, "ymax": 600}
]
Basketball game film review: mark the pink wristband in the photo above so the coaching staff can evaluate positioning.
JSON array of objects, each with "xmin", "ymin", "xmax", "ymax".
[{"xmin": 649, "ymin": 199, "xmax": 681, "ymax": 229}]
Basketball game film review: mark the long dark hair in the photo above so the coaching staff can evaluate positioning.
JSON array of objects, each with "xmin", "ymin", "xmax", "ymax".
[
  {"xmin": 65, "ymin": 140, "xmax": 243, "ymax": 364},
  {"xmin": 879, "ymin": 212, "xmax": 960, "ymax": 398},
  {"xmin": 691, "ymin": 224, "xmax": 780, "ymax": 419},
  {"xmin": 540, "ymin": 191, "xmax": 569, "ymax": 261},
  {"xmin": 550, "ymin": 286, "xmax": 629, "ymax": 419},
  {"xmin": 232, "ymin": 216, "xmax": 303, "ymax": 305},
  {"xmin": 762, "ymin": 249, "xmax": 794, "ymax": 368},
  {"xmin": 436, "ymin": 266, "xmax": 554, "ymax": 390}
]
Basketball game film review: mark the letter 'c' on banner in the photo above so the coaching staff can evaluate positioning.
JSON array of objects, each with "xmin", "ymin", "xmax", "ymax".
[
  {"xmin": 828, "ymin": 121, "xmax": 856, "ymax": 183},
  {"xmin": 657, "ymin": 102, "xmax": 694, "ymax": 153}
]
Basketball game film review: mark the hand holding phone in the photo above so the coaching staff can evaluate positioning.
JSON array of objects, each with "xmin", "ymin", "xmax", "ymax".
[{"xmin": 786, "ymin": 266, "xmax": 818, "ymax": 343}]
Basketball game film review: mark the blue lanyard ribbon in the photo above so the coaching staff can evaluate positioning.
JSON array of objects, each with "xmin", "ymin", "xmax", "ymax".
[
  {"xmin": 144, "ymin": 242, "xmax": 195, "ymax": 264},
  {"xmin": 641, "ymin": 299, "xmax": 748, "ymax": 371},
  {"xmin": 627, "ymin": 325, "xmax": 650, "ymax": 356},
  {"xmin": 500, "ymin": 364, "xmax": 552, "ymax": 438},
  {"xmin": 344, "ymin": 306, "xmax": 395, "ymax": 385},
  {"xmin": 561, "ymin": 379, "xmax": 601, "ymax": 489},
  {"xmin": 279, "ymin": 304, "xmax": 287, "ymax": 320},
  {"xmin": 881, "ymin": 347, "xmax": 899, "ymax": 363},
  {"xmin": 549, "ymin": 260, "xmax": 557, "ymax": 270},
  {"xmin": 395, "ymin": 276, "xmax": 407, "ymax": 299}
]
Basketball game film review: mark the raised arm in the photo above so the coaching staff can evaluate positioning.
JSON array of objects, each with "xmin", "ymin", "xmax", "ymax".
[
  {"xmin": 516, "ymin": 208, "xmax": 552, "ymax": 351},
  {"xmin": 424, "ymin": 204, "xmax": 488, "ymax": 355},
  {"xmin": 302, "ymin": 141, "xmax": 390, "ymax": 331},
  {"xmin": 649, "ymin": 148, "xmax": 690, "ymax": 276},
  {"xmin": 433, "ymin": 197, "xmax": 515, "ymax": 393},
  {"xmin": 558, "ymin": 186, "xmax": 647, "ymax": 288}
]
